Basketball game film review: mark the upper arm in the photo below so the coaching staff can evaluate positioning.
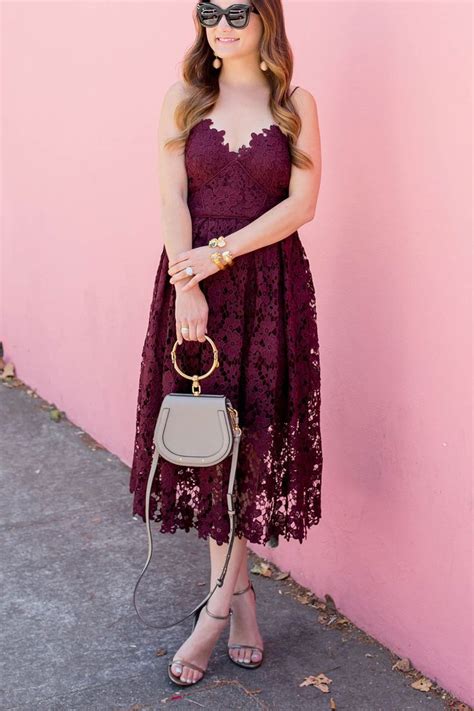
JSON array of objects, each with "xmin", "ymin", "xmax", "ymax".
[
  {"xmin": 157, "ymin": 80, "xmax": 189, "ymax": 205},
  {"xmin": 288, "ymin": 87, "xmax": 322, "ymax": 220}
]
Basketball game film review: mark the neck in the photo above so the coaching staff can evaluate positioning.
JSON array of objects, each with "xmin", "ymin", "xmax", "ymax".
[{"xmin": 217, "ymin": 54, "xmax": 267, "ymax": 89}]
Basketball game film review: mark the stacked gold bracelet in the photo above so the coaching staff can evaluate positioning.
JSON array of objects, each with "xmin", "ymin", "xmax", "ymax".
[{"xmin": 209, "ymin": 235, "xmax": 235, "ymax": 270}]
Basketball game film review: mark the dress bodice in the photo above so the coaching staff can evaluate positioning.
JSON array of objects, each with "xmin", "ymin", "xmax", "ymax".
[{"xmin": 184, "ymin": 118, "xmax": 292, "ymax": 221}]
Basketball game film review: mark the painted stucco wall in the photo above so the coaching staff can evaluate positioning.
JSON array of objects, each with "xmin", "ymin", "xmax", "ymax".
[{"xmin": 1, "ymin": 2, "xmax": 471, "ymax": 704}]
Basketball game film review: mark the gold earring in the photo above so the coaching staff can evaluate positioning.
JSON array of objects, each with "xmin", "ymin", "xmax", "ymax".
[
  {"xmin": 213, "ymin": 54, "xmax": 222, "ymax": 69},
  {"xmin": 259, "ymin": 58, "xmax": 268, "ymax": 71}
]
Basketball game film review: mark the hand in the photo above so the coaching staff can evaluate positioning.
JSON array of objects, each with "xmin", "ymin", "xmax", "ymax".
[
  {"xmin": 168, "ymin": 246, "xmax": 223, "ymax": 292},
  {"xmin": 174, "ymin": 287, "xmax": 209, "ymax": 345}
]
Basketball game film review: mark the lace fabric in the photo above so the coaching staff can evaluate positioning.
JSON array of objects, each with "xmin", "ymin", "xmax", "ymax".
[{"xmin": 129, "ymin": 114, "xmax": 323, "ymax": 547}]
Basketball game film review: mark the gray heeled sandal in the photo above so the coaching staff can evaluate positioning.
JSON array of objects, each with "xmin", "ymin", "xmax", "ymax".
[
  {"xmin": 227, "ymin": 580, "xmax": 264, "ymax": 669},
  {"xmin": 168, "ymin": 603, "xmax": 233, "ymax": 687}
]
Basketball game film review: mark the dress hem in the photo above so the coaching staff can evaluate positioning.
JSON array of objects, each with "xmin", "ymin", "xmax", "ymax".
[{"xmin": 131, "ymin": 504, "xmax": 321, "ymax": 548}]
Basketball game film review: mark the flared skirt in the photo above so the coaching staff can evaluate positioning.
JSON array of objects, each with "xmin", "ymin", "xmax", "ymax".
[{"xmin": 129, "ymin": 217, "xmax": 323, "ymax": 547}]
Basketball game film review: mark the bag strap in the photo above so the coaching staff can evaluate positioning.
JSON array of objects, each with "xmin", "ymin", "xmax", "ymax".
[{"xmin": 132, "ymin": 425, "xmax": 242, "ymax": 629}]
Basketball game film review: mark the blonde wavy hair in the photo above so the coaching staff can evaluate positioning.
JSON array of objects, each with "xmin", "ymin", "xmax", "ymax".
[{"xmin": 164, "ymin": 0, "xmax": 313, "ymax": 169}]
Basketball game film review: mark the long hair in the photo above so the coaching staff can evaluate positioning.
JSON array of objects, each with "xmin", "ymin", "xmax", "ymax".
[{"xmin": 165, "ymin": 0, "xmax": 313, "ymax": 169}]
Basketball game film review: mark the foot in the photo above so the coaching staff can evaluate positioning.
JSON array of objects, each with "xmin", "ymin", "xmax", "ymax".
[
  {"xmin": 170, "ymin": 604, "xmax": 231, "ymax": 684},
  {"xmin": 228, "ymin": 582, "xmax": 264, "ymax": 666}
]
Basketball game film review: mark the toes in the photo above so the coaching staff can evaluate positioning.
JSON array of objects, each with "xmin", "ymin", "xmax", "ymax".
[
  {"xmin": 194, "ymin": 669, "xmax": 204, "ymax": 684},
  {"xmin": 229, "ymin": 646, "xmax": 262, "ymax": 665},
  {"xmin": 182, "ymin": 665, "xmax": 203, "ymax": 684},
  {"xmin": 190, "ymin": 668, "xmax": 203, "ymax": 684},
  {"xmin": 171, "ymin": 662, "xmax": 197, "ymax": 684},
  {"xmin": 171, "ymin": 661, "xmax": 182, "ymax": 678}
]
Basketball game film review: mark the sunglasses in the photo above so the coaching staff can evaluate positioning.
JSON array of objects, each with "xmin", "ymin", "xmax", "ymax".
[{"xmin": 196, "ymin": 2, "xmax": 260, "ymax": 29}]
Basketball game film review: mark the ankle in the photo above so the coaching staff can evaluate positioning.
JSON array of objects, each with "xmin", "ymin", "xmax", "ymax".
[{"xmin": 233, "ymin": 579, "xmax": 252, "ymax": 595}]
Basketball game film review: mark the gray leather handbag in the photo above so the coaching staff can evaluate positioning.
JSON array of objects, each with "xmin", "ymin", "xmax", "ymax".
[{"xmin": 132, "ymin": 334, "xmax": 242, "ymax": 629}]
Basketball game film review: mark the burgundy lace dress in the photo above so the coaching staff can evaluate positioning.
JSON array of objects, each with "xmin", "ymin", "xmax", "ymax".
[{"xmin": 129, "ymin": 104, "xmax": 323, "ymax": 548}]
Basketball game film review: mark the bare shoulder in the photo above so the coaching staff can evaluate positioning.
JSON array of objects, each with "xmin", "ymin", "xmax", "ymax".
[
  {"xmin": 287, "ymin": 85, "xmax": 322, "ymax": 216},
  {"xmin": 289, "ymin": 85, "xmax": 319, "ymax": 123},
  {"xmin": 164, "ymin": 80, "xmax": 190, "ymax": 104},
  {"xmin": 157, "ymin": 81, "xmax": 190, "ymax": 203},
  {"xmin": 289, "ymin": 85, "xmax": 320, "ymax": 153},
  {"xmin": 159, "ymin": 81, "xmax": 191, "ymax": 133}
]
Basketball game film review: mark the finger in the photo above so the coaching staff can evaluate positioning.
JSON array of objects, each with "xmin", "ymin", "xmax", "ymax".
[
  {"xmin": 175, "ymin": 321, "xmax": 183, "ymax": 345},
  {"xmin": 188, "ymin": 321, "xmax": 198, "ymax": 341},
  {"xmin": 196, "ymin": 321, "xmax": 206, "ymax": 342},
  {"xmin": 170, "ymin": 269, "xmax": 186, "ymax": 284},
  {"xmin": 180, "ymin": 322, "xmax": 190, "ymax": 341},
  {"xmin": 181, "ymin": 274, "xmax": 201, "ymax": 291}
]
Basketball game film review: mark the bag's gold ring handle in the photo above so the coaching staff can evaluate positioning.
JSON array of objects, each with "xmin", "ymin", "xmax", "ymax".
[{"xmin": 171, "ymin": 334, "xmax": 219, "ymax": 394}]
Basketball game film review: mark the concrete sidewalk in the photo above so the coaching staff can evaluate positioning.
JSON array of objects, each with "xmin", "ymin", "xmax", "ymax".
[{"xmin": 0, "ymin": 380, "xmax": 460, "ymax": 710}]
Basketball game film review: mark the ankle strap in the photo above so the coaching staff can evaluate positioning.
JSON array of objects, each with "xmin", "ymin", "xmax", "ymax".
[
  {"xmin": 233, "ymin": 580, "xmax": 252, "ymax": 595},
  {"xmin": 205, "ymin": 603, "xmax": 233, "ymax": 620}
]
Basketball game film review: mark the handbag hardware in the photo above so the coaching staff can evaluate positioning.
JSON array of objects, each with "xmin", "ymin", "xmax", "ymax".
[{"xmin": 132, "ymin": 334, "xmax": 242, "ymax": 629}]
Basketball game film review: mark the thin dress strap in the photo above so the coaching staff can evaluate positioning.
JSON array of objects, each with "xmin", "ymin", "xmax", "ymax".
[{"xmin": 290, "ymin": 85, "xmax": 299, "ymax": 97}]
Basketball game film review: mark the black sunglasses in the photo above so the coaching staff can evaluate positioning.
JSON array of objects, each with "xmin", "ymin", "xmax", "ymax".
[{"xmin": 196, "ymin": 2, "xmax": 260, "ymax": 29}]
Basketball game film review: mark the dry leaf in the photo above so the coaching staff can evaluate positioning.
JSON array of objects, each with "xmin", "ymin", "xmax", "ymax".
[
  {"xmin": 392, "ymin": 657, "xmax": 411, "ymax": 672},
  {"xmin": 410, "ymin": 677, "xmax": 432, "ymax": 692},
  {"xmin": 330, "ymin": 698, "xmax": 337, "ymax": 709},
  {"xmin": 250, "ymin": 562, "xmax": 272, "ymax": 577},
  {"xmin": 274, "ymin": 571, "xmax": 290, "ymax": 581},
  {"xmin": 299, "ymin": 673, "xmax": 332, "ymax": 693},
  {"xmin": 313, "ymin": 600, "xmax": 327, "ymax": 611},
  {"xmin": 297, "ymin": 592, "xmax": 315, "ymax": 605},
  {"xmin": 155, "ymin": 648, "xmax": 167, "ymax": 657},
  {"xmin": 0, "ymin": 362, "xmax": 15, "ymax": 379},
  {"xmin": 49, "ymin": 408, "xmax": 62, "ymax": 422}
]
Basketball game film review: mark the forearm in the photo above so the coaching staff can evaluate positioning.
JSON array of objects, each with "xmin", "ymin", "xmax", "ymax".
[
  {"xmin": 223, "ymin": 196, "xmax": 314, "ymax": 259},
  {"xmin": 160, "ymin": 198, "xmax": 193, "ymax": 290}
]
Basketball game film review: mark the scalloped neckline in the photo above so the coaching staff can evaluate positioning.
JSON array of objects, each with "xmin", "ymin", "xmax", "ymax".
[{"xmin": 200, "ymin": 117, "xmax": 282, "ymax": 156}]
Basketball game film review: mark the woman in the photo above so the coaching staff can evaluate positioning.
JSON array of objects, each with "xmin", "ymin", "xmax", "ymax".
[{"xmin": 129, "ymin": 0, "xmax": 323, "ymax": 687}]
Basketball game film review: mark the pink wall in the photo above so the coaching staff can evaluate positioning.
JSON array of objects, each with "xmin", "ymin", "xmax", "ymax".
[{"xmin": 1, "ymin": 2, "xmax": 472, "ymax": 704}]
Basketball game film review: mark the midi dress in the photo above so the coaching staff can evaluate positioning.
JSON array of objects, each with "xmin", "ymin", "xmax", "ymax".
[{"xmin": 129, "ymin": 92, "xmax": 323, "ymax": 548}]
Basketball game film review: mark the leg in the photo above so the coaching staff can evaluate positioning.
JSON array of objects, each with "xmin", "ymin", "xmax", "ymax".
[
  {"xmin": 227, "ymin": 548, "xmax": 264, "ymax": 666},
  {"xmin": 232, "ymin": 542, "xmax": 252, "ymax": 591},
  {"xmin": 170, "ymin": 533, "xmax": 248, "ymax": 684}
]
